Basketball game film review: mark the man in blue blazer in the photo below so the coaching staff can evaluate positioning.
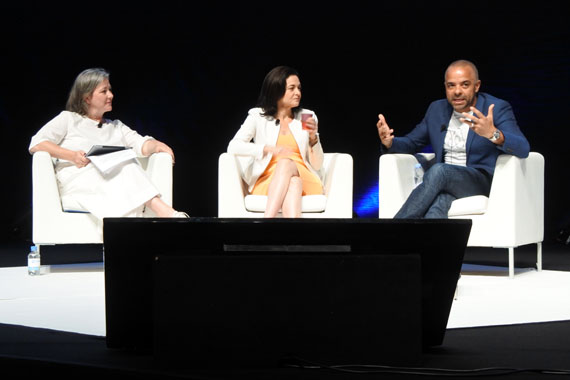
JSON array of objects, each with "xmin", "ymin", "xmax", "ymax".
[{"xmin": 376, "ymin": 59, "xmax": 530, "ymax": 218}]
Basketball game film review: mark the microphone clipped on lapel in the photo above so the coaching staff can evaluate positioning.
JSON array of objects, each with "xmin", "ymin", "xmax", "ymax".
[{"xmin": 440, "ymin": 124, "xmax": 447, "ymax": 132}]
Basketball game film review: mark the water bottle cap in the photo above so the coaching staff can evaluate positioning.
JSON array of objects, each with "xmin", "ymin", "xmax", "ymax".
[{"xmin": 30, "ymin": 246, "xmax": 37, "ymax": 252}]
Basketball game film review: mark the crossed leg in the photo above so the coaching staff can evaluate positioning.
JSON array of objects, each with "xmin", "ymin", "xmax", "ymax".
[
  {"xmin": 265, "ymin": 158, "xmax": 302, "ymax": 218},
  {"xmin": 282, "ymin": 176, "xmax": 303, "ymax": 217},
  {"xmin": 395, "ymin": 163, "xmax": 491, "ymax": 219}
]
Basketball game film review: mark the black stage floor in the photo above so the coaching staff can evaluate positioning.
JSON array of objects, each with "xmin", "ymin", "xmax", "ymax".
[
  {"xmin": 1, "ymin": 239, "xmax": 570, "ymax": 379},
  {"xmin": 1, "ymin": 321, "xmax": 570, "ymax": 379}
]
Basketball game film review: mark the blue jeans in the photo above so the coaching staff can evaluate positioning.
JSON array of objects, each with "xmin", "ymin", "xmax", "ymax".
[{"xmin": 394, "ymin": 163, "xmax": 492, "ymax": 219}]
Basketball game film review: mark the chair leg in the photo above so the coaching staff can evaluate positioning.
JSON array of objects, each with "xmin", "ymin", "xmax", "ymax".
[
  {"xmin": 537, "ymin": 242, "xmax": 542, "ymax": 272},
  {"xmin": 508, "ymin": 247, "xmax": 514, "ymax": 279}
]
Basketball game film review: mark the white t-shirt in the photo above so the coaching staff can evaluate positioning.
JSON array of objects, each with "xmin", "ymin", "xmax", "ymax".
[{"xmin": 443, "ymin": 111, "xmax": 472, "ymax": 166}]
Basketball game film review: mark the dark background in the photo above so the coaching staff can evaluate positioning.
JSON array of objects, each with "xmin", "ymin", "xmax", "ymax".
[{"xmin": 2, "ymin": 1, "xmax": 569, "ymax": 243}]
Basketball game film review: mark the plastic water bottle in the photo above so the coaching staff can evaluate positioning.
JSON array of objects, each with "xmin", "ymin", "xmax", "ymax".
[
  {"xmin": 413, "ymin": 163, "xmax": 424, "ymax": 187},
  {"xmin": 28, "ymin": 245, "xmax": 41, "ymax": 276}
]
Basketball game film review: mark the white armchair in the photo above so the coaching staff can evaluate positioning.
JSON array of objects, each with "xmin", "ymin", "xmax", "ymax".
[
  {"xmin": 218, "ymin": 152, "xmax": 353, "ymax": 218},
  {"xmin": 32, "ymin": 151, "xmax": 173, "ymax": 247},
  {"xmin": 379, "ymin": 152, "xmax": 545, "ymax": 278}
]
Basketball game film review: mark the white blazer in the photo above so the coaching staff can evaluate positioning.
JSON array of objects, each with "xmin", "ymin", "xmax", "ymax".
[{"xmin": 227, "ymin": 107, "xmax": 324, "ymax": 192}]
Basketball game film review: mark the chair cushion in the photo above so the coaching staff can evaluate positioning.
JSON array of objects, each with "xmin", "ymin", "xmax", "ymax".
[
  {"xmin": 448, "ymin": 195, "xmax": 488, "ymax": 216},
  {"xmin": 245, "ymin": 195, "xmax": 327, "ymax": 213}
]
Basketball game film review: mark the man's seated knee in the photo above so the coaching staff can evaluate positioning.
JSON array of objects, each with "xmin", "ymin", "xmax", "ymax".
[{"xmin": 423, "ymin": 162, "xmax": 448, "ymax": 181}]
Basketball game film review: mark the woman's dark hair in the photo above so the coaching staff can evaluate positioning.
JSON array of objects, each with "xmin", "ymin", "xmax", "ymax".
[{"xmin": 256, "ymin": 66, "xmax": 301, "ymax": 119}]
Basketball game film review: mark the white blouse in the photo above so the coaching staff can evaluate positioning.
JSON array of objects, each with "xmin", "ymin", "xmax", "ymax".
[{"xmin": 29, "ymin": 111, "xmax": 153, "ymax": 171}]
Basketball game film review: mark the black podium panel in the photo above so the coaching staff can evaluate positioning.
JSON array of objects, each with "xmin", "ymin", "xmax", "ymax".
[
  {"xmin": 153, "ymin": 253, "xmax": 422, "ymax": 367},
  {"xmin": 103, "ymin": 217, "xmax": 470, "ymax": 366}
]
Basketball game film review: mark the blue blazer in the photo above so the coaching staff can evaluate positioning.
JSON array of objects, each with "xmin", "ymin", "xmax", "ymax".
[{"xmin": 387, "ymin": 92, "xmax": 530, "ymax": 175}]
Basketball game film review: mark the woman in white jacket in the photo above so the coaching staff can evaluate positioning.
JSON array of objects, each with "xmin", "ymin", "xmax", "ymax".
[{"xmin": 228, "ymin": 66, "xmax": 324, "ymax": 217}]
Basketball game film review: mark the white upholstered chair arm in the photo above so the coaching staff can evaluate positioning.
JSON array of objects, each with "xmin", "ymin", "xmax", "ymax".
[
  {"xmin": 218, "ymin": 152, "xmax": 249, "ymax": 217},
  {"xmin": 32, "ymin": 151, "xmax": 103, "ymax": 245},
  {"xmin": 471, "ymin": 152, "xmax": 544, "ymax": 246},
  {"xmin": 321, "ymin": 153, "xmax": 353, "ymax": 218},
  {"xmin": 32, "ymin": 151, "xmax": 64, "ymax": 216},
  {"xmin": 378, "ymin": 153, "xmax": 434, "ymax": 218}
]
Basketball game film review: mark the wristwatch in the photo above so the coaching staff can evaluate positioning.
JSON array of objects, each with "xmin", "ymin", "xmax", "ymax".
[{"xmin": 489, "ymin": 129, "xmax": 501, "ymax": 142}]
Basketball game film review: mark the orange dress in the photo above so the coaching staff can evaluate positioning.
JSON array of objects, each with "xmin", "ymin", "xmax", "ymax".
[{"xmin": 251, "ymin": 132, "xmax": 323, "ymax": 196}]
